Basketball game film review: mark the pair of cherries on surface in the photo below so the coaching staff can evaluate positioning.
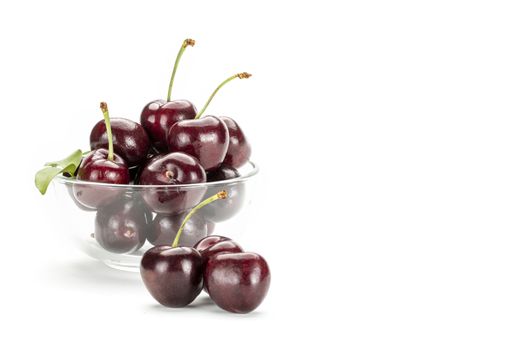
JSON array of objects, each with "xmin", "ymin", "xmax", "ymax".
[{"xmin": 140, "ymin": 191, "xmax": 270, "ymax": 313}]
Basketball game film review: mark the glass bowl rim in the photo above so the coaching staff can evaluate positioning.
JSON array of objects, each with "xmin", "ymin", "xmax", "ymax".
[{"xmin": 54, "ymin": 161, "xmax": 259, "ymax": 189}]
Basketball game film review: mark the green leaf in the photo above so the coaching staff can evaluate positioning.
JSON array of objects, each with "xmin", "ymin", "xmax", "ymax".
[{"xmin": 35, "ymin": 149, "xmax": 83, "ymax": 195}]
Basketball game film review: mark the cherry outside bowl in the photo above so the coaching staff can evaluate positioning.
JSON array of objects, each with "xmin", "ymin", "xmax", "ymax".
[{"xmin": 49, "ymin": 162, "xmax": 259, "ymax": 271}]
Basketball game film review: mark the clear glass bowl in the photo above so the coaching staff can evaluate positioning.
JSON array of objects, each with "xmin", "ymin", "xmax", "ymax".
[{"xmin": 49, "ymin": 162, "xmax": 259, "ymax": 271}]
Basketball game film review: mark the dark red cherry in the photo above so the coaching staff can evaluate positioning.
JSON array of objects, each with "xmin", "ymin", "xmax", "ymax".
[
  {"xmin": 74, "ymin": 159, "xmax": 129, "ymax": 209},
  {"xmin": 199, "ymin": 240, "xmax": 243, "ymax": 267},
  {"xmin": 77, "ymin": 159, "xmax": 129, "ymax": 183},
  {"xmin": 138, "ymin": 152, "xmax": 206, "ymax": 214},
  {"xmin": 140, "ymin": 99, "xmax": 165, "ymax": 142},
  {"xmin": 140, "ymin": 246, "xmax": 204, "ymax": 307},
  {"xmin": 205, "ymin": 252, "xmax": 270, "ymax": 313},
  {"xmin": 140, "ymin": 39, "xmax": 197, "ymax": 151},
  {"xmin": 201, "ymin": 166, "xmax": 245, "ymax": 222},
  {"xmin": 67, "ymin": 149, "xmax": 126, "ymax": 211},
  {"xmin": 141, "ymin": 99, "xmax": 164, "ymax": 118},
  {"xmin": 141, "ymin": 100, "xmax": 196, "ymax": 151},
  {"xmin": 194, "ymin": 236, "xmax": 243, "ymax": 294},
  {"xmin": 165, "ymin": 72, "xmax": 252, "ymax": 171},
  {"xmin": 167, "ymin": 115, "xmax": 229, "ymax": 171},
  {"xmin": 74, "ymin": 103, "xmax": 130, "ymax": 209},
  {"xmin": 90, "ymin": 118, "xmax": 150, "ymax": 167},
  {"xmin": 95, "ymin": 198, "xmax": 150, "ymax": 254},
  {"xmin": 220, "ymin": 117, "xmax": 251, "ymax": 168},
  {"xmin": 147, "ymin": 212, "xmax": 209, "ymax": 247}
]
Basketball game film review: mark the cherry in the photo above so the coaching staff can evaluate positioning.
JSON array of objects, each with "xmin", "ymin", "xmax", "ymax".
[
  {"xmin": 147, "ymin": 212, "xmax": 209, "ymax": 247},
  {"xmin": 67, "ymin": 151, "xmax": 124, "ymax": 211},
  {"xmin": 90, "ymin": 118, "xmax": 150, "ymax": 168},
  {"xmin": 193, "ymin": 235, "xmax": 243, "ymax": 294},
  {"xmin": 138, "ymin": 152, "xmax": 206, "ymax": 214},
  {"xmin": 167, "ymin": 115, "xmax": 229, "ymax": 171},
  {"xmin": 77, "ymin": 159, "xmax": 129, "ymax": 184},
  {"xmin": 167, "ymin": 72, "xmax": 252, "ymax": 171},
  {"xmin": 140, "ymin": 191, "xmax": 227, "ymax": 307},
  {"xmin": 141, "ymin": 246, "xmax": 204, "ymax": 307},
  {"xmin": 141, "ymin": 39, "xmax": 197, "ymax": 151},
  {"xmin": 144, "ymin": 100, "xmax": 197, "ymax": 152},
  {"xmin": 74, "ymin": 103, "xmax": 130, "ymax": 209},
  {"xmin": 205, "ymin": 252, "xmax": 270, "ymax": 313},
  {"xmin": 201, "ymin": 166, "xmax": 245, "ymax": 222},
  {"xmin": 95, "ymin": 197, "xmax": 150, "ymax": 254},
  {"xmin": 221, "ymin": 117, "xmax": 252, "ymax": 168}
]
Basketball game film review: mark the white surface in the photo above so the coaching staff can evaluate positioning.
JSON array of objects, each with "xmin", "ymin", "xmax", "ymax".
[{"xmin": 1, "ymin": 0, "xmax": 525, "ymax": 349}]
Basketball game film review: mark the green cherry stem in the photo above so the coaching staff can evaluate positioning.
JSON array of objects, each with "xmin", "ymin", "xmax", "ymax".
[
  {"xmin": 99, "ymin": 102, "xmax": 114, "ymax": 161},
  {"xmin": 167, "ymin": 38, "xmax": 195, "ymax": 102},
  {"xmin": 194, "ymin": 72, "xmax": 252, "ymax": 119},
  {"xmin": 171, "ymin": 190, "xmax": 228, "ymax": 248}
]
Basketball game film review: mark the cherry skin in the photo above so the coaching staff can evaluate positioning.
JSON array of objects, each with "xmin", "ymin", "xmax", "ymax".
[
  {"xmin": 140, "ymin": 246, "xmax": 204, "ymax": 307},
  {"xmin": 194, "ymin": 235, "xmax": 231, "ymax": 252},
  {"xmin": 164, "ymin": 72, "xmax": 251, "ymax": 171},
  {"xmin": 131, "ymin": 148, "xmax": 163, "ymax": 184},
  {"xmin": 201, "ymin": 166, "xmax": 245, "ymax": 222},
  {"xmin": 206, "ymin": 165, "xmax": 239, "ymax": 182},
  {"xmin": 205, "ymin": 252, "xmax": 271, "ymax": 313},
  {"xmin": 95, "ymin": 198, "xmax": 150, "ymax": 254},
  {"xmin": 194, "ymin": 236, "xmax": 243, "ymax": 294},
  {"xmin": 199, "ymin": 239, "xmax": 243, "ymax": 267},
  {"xmin": 74, "ymin": 102, "xmax": 131, "ymax": 208},
  {"xmin": 140, "ymin": 100, "xmax": 164, "ymax": 148},
  {"xmin": 167, "ymin": 115, "xmax": 229, "ymax": 171},
  {"xmin": 74, "ymin": 158, "xmax": 129, "ymax": 209},
  {"xmin": 220, "ymin": 117, "xmax": 252, "ymax": 168},
  {"xmin": 138, "ymin": 152, "xmax": 206, "ymax": 214},
  {"xmin": 141, "ymin": 99, "xmax": 196, "ymax": 151},
  {"xmin": 140, "ymin": 38, "xmax": 197, "ymax": 151},
  {"xmin": 81, "ymin": 148, "xmax": 126, "ymax": 168},
  {"xmin": 147, "ymin": 212, "xmax": 209, "ymax": 247},
  {"xmin": 67, "ymin": 149, "xmax": 127, "ymax": 211},
  {"xmin": 90, "ymin": 118, "xmax": 150, "ymax": 167}
]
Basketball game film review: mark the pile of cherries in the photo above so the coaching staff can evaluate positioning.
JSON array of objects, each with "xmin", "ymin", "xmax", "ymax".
[
  {"xmin": 141, "ymin": 191, "xmax": 270, "ymax": 313},
  {"xmin": 69, "ymin": 38, "xmax": 253, "ymax": 253},
  {"xmin": 36, "ymin": 39, "xmax": 270, "ymax": 313}
]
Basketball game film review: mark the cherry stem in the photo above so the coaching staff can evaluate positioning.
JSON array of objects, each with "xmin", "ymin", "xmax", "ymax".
[
  {"xmin": 99, "ymin": 102, "xmax": 114, "ymax": 161},
  {"xmin": 171, "ymin": 190, "xmax": 228, "ymax": 248},
  {"xmin": 167, "ymin": 38, "xmax": 195, "ymax": 102},
  {"xmin": 194, "ymin": 72, "xmax": 252, "ymax": 119}
]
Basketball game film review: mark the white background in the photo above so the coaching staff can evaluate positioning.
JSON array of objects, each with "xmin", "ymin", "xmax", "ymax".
[{"xmin": 1, "ymin": 0, "xmax": 524, "ymax": 349}]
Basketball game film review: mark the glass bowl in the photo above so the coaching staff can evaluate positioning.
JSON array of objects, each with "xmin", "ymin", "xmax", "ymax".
[{"xmin": 49, "ymin": 162, "xmax": 259, "ymax": 271}]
